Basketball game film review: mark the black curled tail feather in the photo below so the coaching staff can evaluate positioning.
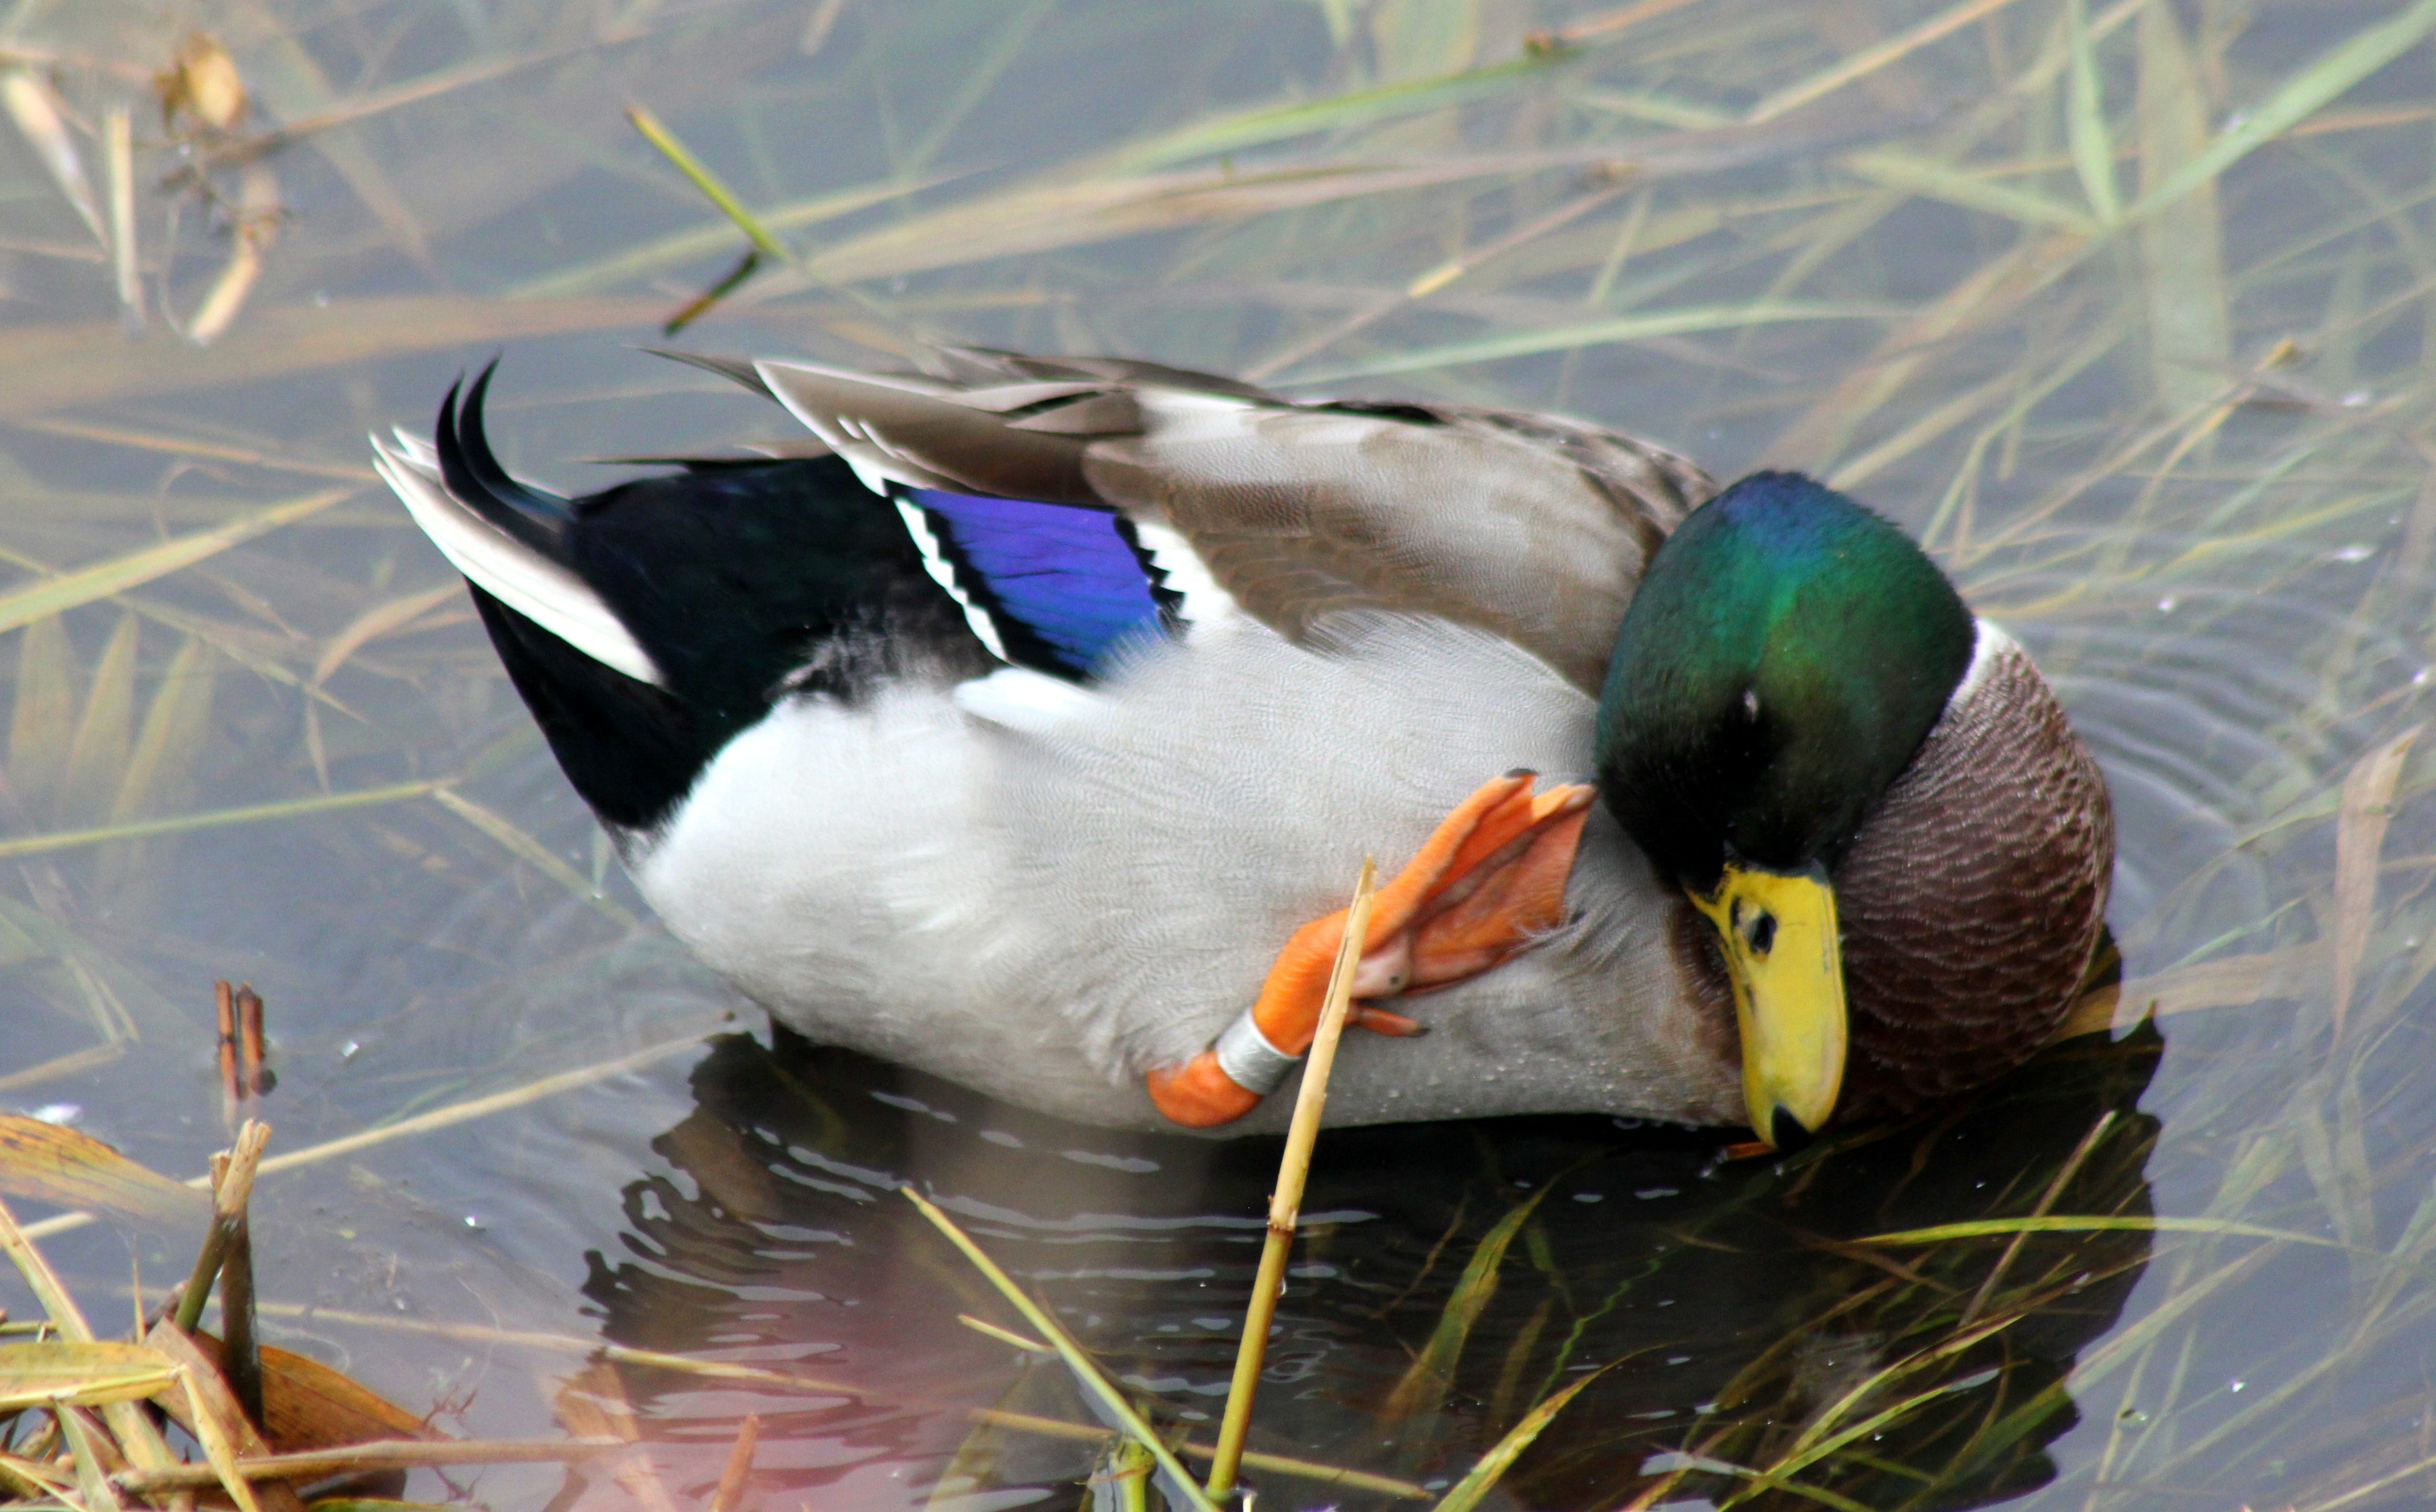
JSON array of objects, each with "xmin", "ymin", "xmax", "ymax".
[{"xmin": 435, "ymin": 362, "xmax": 573, "ymax": 558}]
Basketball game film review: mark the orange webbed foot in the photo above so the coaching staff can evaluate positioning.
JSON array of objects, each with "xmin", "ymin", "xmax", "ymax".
[
  {"xmin": 1403, "ymin": 791, "xmax": 1592, "ymax": 990},
  {"xmin": 1144, "ymin": 772, "xmax": 1595, "ymax": 1128}
]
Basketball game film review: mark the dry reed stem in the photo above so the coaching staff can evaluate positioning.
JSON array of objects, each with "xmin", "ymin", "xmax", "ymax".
[
  {"xmin": 235, "ymin": 1300, "xmax": 1431, "ymax": 1499},
  {"xmin": 171, "ymin": 1121, "xmax": 269, "ymax": 1337},
  {"xmin": 1206, "ymin": 858, "xmax": 1376, "ymax": 1501},
  {"xmin": 24, "ymin": 1032, "xmax": 709, "ymax": 1242},
  {"xmin": 111, "ymin": 1436, "xmax": 622, "ymax": 1493},
  {"xmin": 707, "ymin": 1413, "xmax": 757, "ymax": 1512}
]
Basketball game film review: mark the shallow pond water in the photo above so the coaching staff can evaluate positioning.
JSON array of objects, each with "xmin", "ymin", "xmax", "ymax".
[{"xmin": 3, "ymin": 2, "xmax": 2435, "ymax": 1508}]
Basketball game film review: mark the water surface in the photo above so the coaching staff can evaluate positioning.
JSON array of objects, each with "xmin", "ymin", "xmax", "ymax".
[{"xmin": 2, "ymin": 2, "xmax": 2432, "ymax": 1508}]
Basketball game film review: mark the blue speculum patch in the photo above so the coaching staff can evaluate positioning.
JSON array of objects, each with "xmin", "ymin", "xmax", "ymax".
[{"xmin": 907, "ymin": 487, "xmax": 1175, "ymax": 678}]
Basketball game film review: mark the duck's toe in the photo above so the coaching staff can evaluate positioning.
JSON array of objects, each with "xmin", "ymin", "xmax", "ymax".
[
  {"xmin": 1142, "ymin": 773, "xmax": 1593, "ymax": 1129},
  {"xmin": 1403, "ymin": 785, "xmax": 1593, "ymax": 990}
]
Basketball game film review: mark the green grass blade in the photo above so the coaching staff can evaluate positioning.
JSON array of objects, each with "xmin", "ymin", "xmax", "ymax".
[
  {"xmin": 1858, "ymin": 1215, "xmax": 2349, "ymax": 1247},
  {"xmin": 432, "ymin": 789, "xmax": 641, "ymax": 929},
  {"xmin": 2065, "ymin": 0, "xmax": 2122, "ymax": 221},
  {"xmin": 1383, "ymin": 1184, "xmax": 1551, "ymax": 1421},
  {"xmin": 1747, "ymin": 0, "xmax": 2035, "ymax": 123},
  {"xmin": 108, "ymin": 636, "xmax": 217, "ymax": 828},
  {"xmin": 1841, "ymin": 149, "xmax": 2099, "ymax": 233},
  {"xmin": 1111, "ymin": 52, "xmax": 1576, "ymax": 171},
  {"xmin": 2134, "ymin": 0, "xmax": 2231, "ymax": 410},
  {"xmin": 1426, "ymin": 1365, "xmax": 1605, "ymax": 1512},
  {"xmin": 625, "ymin": 106, "xmax": 792, "ymax": 261},
  {"xmin": 0, "ymin": 1190, "xmax": 99, "ymax": 1337},
  {"xmin": 7, "ymin": 615, "xmax": 72, "ymax": 810},
  {"xmin": 903, "ymin": 1188, "xmax": 1219, "ymax": 1512},
  {"xmin": 506, "ymin": 175, "xmax": 943, "ymax": 299},
  {"xmin": 0, "ymin": 780, "xmax": 447, "ymax": 860},
  {"xmin": 56, "ymin": 1396, "xmax": 129, "ymax": 1512},
  {"xmin": 2127, "ymin": 0, "xmax": 2436, "ymax": 222},
  {"xmin": 0, "ymin": 489, "xmax": 351, "ymax": 635},
  {"xmin": 56, "ymin": 614, "xmax": 137, "ymax": 827},
  {"xmin": 0, "ymin": 1342, "xmax": 179, "ymax": 1412}
]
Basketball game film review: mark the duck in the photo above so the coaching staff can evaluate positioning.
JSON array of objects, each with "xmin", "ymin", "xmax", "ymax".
[{"xmin": 370, "ymin": 349, "xmax": 2114, "ymax": 1147}]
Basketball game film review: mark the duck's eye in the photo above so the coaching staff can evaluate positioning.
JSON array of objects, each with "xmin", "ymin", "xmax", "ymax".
[{"xmin": 1738, "ymin": 906, "xmax": 1777, "ymax": 956}]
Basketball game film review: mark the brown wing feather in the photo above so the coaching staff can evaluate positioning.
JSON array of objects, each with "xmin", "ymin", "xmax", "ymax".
[
  {"xmin": 744, "ymin": 350, "xmax": 1716, "ymax": 691},
  {"xmin": 757, "ymin": 361, "xmax": 1101, "ymax": 504},
  {"xmin": 1085, "ymin": 398, "xmax": 1711, "ymax": 691}
]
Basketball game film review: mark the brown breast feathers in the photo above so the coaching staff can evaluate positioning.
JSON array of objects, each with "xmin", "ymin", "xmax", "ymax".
[{"xmin": 1833, "ymin": 635, "xmax": 2116, "ymax": 1118}]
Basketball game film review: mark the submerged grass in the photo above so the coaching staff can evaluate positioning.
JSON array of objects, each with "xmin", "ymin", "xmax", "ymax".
[{"xmin": 0, "ymin": 0, "xmax": 2431, "ymax": 1507}]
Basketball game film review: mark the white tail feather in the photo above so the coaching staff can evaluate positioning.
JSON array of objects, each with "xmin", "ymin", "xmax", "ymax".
[
  {"xmin": 389, "ymin": 427, "xmax": 440, "ymax": 472},
  {"xmin": 370, "ymin": 435, "xmax": 664, "ymax": 687}
]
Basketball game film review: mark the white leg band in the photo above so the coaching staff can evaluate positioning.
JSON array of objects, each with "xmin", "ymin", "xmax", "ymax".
[{"xmin": 1212, "ymin": 1011, "xmax": 1302, "ymax": 1096}]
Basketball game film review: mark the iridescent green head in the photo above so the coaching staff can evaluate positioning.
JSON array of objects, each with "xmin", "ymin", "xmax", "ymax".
[{"xmin": 1595, "ymin": 471, "xmax": 1974, "ymax": 1146}]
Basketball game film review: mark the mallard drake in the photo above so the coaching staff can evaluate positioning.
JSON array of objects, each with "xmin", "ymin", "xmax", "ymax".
[{"xmin": 371, "ymin": 351, "xmax": 2113, "ymax": 1146}]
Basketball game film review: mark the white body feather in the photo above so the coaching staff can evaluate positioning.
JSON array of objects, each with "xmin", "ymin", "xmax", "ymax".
[{"xmin": 631, "ymin": 614, "xmax": 1741, "ymax": 1133}]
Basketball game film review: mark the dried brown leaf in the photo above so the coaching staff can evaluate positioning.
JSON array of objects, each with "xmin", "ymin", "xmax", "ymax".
[
  {"xmin": 189, "ymin": 1331, "xmax": 432, "ymax": 1454},
  {"xmin": 185, "ymin": 164, "xmax": 281, "ymax": 346},
  {"xmin": 2063, "ymin": 943, "xmax": 2331, "ymax": 1038},
  {"xmin": 311, "ymin": 586, "xmax": 457, "ymax": 688},
  {"xmin": 2333, "ymin": 726, "xmax": 2420, "ymax": 1031},
  {"xmin": 147, "ymin": 1323, "xmax": 302, "ymax": 1512},
  {"xmin": 1, "ymin": 69, "xmax": 104, "ymax": 246},
  {"xmin": 0, "ymin": 1114, "xmax": 208, "ymax": 1228},
  {"xmin": 161, "ymin": 33, "xmax": 248, "ymax": 130}
]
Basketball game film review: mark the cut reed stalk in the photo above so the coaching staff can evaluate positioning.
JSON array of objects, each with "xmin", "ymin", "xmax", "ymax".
[
  {"xmin": 1204, "ymin": 858, "xmax": 1378, "ymax": 1503},
  {"xmin": 707, "ymin": 1413, "xmax": 758, "ymax": 1512},
  {"xmin": 170, "ymin": 1122, "xmax": 269, "ymax": 1339},
  {"xmin": 214, "ymin": 1206, "xmax": 259, "ymax": 1428},
  {"xmin": 24, "ymin": 1032, "xmax": 710, "ymax": 1244}
]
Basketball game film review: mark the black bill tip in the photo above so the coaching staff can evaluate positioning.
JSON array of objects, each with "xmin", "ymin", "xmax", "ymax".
[{"xmin": 1768, "ymin": 1105, "xmax": 1815, "ymax": 1156}]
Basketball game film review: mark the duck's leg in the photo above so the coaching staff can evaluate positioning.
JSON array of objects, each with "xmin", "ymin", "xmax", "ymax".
[{"xmin": 1147, "ymin": 773, "xmax": 1594, "ymax": 1127}]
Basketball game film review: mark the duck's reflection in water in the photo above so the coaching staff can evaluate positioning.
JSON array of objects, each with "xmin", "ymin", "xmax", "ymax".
[{"xmin": 567, "ymin": 1020, "xmax": 2160, "ymax": 1511}]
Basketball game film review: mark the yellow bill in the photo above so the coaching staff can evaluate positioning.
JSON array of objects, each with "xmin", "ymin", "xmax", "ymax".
[{"xmin": 1690, "ymin": 861, "xmax": 1846, "ymax": 1148}]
